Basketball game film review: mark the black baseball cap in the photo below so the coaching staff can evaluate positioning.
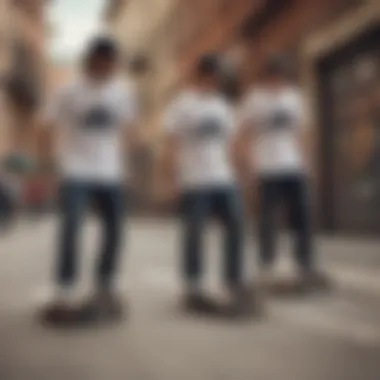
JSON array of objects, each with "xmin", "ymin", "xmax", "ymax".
[{"xmin": 85, "ymin": 36, "xmax": 120, "ymax": 62}]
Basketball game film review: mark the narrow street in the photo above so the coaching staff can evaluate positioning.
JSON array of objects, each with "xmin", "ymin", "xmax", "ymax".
[
  {"xmin": 0, "ymin": 218, "xmax": 379, "ymax": 380},
  {"xmin": 0, "ymin": 0, "xmax": 379, "ymax": 379}
]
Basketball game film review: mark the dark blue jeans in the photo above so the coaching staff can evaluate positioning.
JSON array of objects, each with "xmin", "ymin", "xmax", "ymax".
[
  {"xmin": 180, "ymin": 186, "xmax": 243, "ymax": 287},
  {"xmin": 57, "ymin": 181, "xmax": 125, "ymax": 289},
  {"xmin": 257, "ymin": 175, "xmax": 313, "ymax": 271}
]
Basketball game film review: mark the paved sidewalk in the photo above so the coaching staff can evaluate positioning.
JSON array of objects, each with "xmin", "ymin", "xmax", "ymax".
[{"xmin": 0, "ymin": 218, "xmax": 379, "ymax": 380}]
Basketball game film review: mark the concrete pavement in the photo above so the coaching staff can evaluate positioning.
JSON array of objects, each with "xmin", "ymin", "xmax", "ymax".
[{"xmin": 0, "ymin": 217, "xmax": 379, "ymax": 380}]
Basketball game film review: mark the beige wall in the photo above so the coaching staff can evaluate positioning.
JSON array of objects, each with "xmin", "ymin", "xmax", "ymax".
[
  {"xmin": 12, "ymin": 0, "xmax": 47, "ymax": 86},
  {"xmin": 108, "ymin": 0, "xmax": 182, "ymax": 203},
  {"xmin": 113, "ymin": 0, "xmax": 177, "ymax": 53},
  {"xmin": 111, "ymin": 0, "xmax": 180, "ymax": 130},
  {"xmin": 301, "ymin": 0, "xmax": 380, "ymax": 187},
  {"xmin": 0, "ymin": 0, "xmax": 11, "ymax": 157},
  {"xmin": 0, "ymin": 0, "xmax": 47, "ymax": 155},
  {"xmin": 0, "ymin": 0, "xmax": 11, "ymax": 74}
]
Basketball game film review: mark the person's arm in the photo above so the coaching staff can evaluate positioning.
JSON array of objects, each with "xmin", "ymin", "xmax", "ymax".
[
  {"xmin": 160, "ymin": 132, "xmax": 179, "ymax": 189},
  {"xmin": 232, "ymin": 94, "xmax": 257, "ymax": 179},
  {"xmin": 232, "ymin": 92, "xmax": 260, "ymax": 214},
  {"xmin": 36, "ymin": 84, "xmax": 68, "ymax": 174},
  {"xmin": 296, "ymin": 91, "xmax": 313, "ymax": 176},
  {"xmin": 298, "ymin": 124, "xmax": 312, "ymax": 174},
  {"xmin": 37, "ymin": 121, "xmax": 57, "ymax": 172},
  {"xmin": 0, "ymin": 93, "xmax": 10, "ymax": 160},
  {"xmin": 157, "ymin": 98, "xmax": 183, "ymax": 202},
  {"xmin": 120, "ymin": 81, "xmax": 140, "ymax": 151},
  {"xmin": 232, "ymin": 120, "xmax": 255, "ymax": 177},
  {"xmin": 0, "ymin": 93, "xmax": 38, "ymax": 170},
  {"xmin": 123, "ymin": 118, "xmax": 140, "ymax": 154}
]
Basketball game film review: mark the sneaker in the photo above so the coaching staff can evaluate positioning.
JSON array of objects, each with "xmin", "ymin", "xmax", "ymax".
[
  {"xmin": 76, "ymin": 290, "xmax": 126, "ymax": 324},
  {"xmin": 257, "ymin": 270, "xmax": 301, "ymax": 297},
  {"xmin": 256, "ymin": 267, "xmax": 275, "ymax": 290},
  {"xmin": 38, "ymin": 285, "xmax": 80, "ymax": 326},
  {"xmin": 225, "ymin": 284, "xmax": 265, "ymax": 320},
  {"xmin": 182, "ymin": 292, "xmax": 222, "ymax": 315},
  {"xmin": 39, "ymin": 301, "xmax": 77, "ymax": 326},
  {"xmin": 299, "ymin": 270, "xmax": 332, "ymax": 292}
]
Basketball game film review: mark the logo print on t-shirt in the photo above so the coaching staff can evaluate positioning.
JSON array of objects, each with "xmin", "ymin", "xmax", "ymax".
[
  {"xmin": 195, "ymin": 117, "xmax": 225, "ymax": 140},
  {"xmin": 81, "ymin": 106, "xmax": 116, "ymax": 130},
  {"xmin": 269, "ymin": 109, "xmax": 294, "ymax": 130}
]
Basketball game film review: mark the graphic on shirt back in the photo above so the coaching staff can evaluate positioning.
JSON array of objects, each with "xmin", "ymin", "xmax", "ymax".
[
  {"xmin": 193, "ymin": 116, "xmax": 226, "ymax": 140},
  {"xmin": 269, "ymin": 108, "xmax": 295, "ymax": 130},
  {"xmin": 81, "ymin": 105, "xmax": 116, "ymax": 130}
]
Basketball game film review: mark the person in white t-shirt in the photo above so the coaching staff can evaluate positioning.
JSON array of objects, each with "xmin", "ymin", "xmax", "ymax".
[
  {"xmin": 162, "ymin": 54, "xmax": 255, "ymax": 317},
  {"xmin": 40, "ymin": 37, "xmax": 138, "ymax": 324},
  {"xmin": 239, "ymin": 54, "xmax": 327, "ymax": 289}
]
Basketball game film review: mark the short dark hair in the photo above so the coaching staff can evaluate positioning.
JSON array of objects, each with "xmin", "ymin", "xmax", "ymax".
[
  {"xmin": 264, "ymin": 53, "xmax": 294, "ymax": 78},
  {"xmin": 85, "ymin": 36, "xmax": 120, "ymax": 63},
  {"xmin": 196, "ymin": 53, "xmax": 220, "ymax": 76}
]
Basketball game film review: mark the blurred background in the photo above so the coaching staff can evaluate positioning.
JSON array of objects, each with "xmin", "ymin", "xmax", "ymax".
[
  {"xmin": 1, "ymin": 0, "xmax": 379, "ymax": 234},
  {"xmin": 0, "ymin": 1, "xmax": 379, "ymax": 380}
]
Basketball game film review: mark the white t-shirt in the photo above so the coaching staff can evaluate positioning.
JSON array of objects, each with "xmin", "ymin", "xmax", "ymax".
[
  {"xmin": 240, "ymin": 86, "xmax": 308, "ymax": 176},
  {"xmin": 45, "ymin": 75, "xmax": 137, "ymax": 183},
  {"xmin": 164, "ymin": 89, "xmax": 236, "ymax": 190}
]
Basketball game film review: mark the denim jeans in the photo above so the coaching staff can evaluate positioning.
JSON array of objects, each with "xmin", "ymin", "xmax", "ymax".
[
  {"xmin": 257, "ymin": 175, "xmax": 313, "ymax": 271},
  {"xmin": 180, "ymin": 186, "xmax": 243, "ymax": 287},
  {"xmin": 57, "ymin": 181, "xmax": 125, "ymax": 289}
]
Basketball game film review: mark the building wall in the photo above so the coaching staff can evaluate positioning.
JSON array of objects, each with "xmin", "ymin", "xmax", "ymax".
[
  {"xmin": 9, "ymin": 0, "xmax": 47, "ymax": 93},
  {"xmin": 107, "ymin": 0, "xmax": 183, "ymax": 208},
  {"xmin": 0, "ymin": 0, "xmax": 12, "ymax": 74},
  {"xmin": 152, "ymin": 0, "xmax": 375, "ymax": 215},
  {"xmin": 175, "ymin": 0, "xmax": 259, "ymax": 83},
  {"xmin": 0, "ymin": 0, "xmax": 11, "ymax": 157},
  {"xmin": 1, "ymin": 1, "xmax": 57, "ymax": 208},
  {"xmin": 110, "ymin": 0, "xmax": 180, "ymax": 132},
  {"xmin": 2, "ymin": 0, "xmax": 47, "ymax": 154},
  {"xmin": 171, "ymin": 0, "xmax": 364, "ymax": 87},
  {"xmin": 300, "ymin": 0, "xmax": 380, "ymax": 233},
  {"xmin": 108, "ymin": 0, "xmax": 378, "ymax": 222},
  {"xmin": 237, "ymin": 0, "xmax": 372, "ymax": 218}
]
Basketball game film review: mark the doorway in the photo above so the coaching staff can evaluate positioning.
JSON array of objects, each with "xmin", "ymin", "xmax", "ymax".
[{"xmin": 318, "ymin": 25, "xmax": 380, "ymax": 235}]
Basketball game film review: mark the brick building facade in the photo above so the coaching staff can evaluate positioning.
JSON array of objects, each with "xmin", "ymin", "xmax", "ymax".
[
  {"xmin": 1, "ymin": 0, "xmax": 47, "ymax": 155},
  {"xmin": 107, "ymin": 0, "xmax": 182, "ymax": 209},
  {"xmin": 163, "ymin": 0, "xmax": 379, "ymax": 234},
  {"xmin": 0, "ymin": 0, "xmax": 12, "ymax": 157},
  {"xmin": 0, "ymin": 0, "xmax": 49, "ymax": 209},
  {"xmin": 108, "ymin": 0, "xmax": 379, "ymax": 232}
]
